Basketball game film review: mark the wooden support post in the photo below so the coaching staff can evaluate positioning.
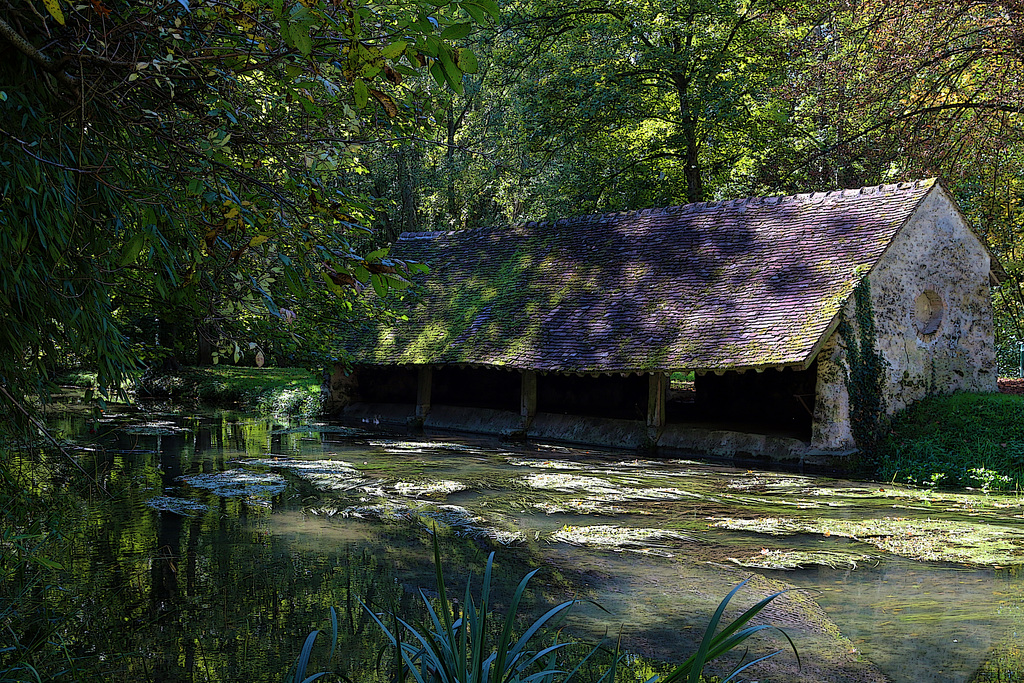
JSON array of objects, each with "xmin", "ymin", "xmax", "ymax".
[
  {"xmin": 416, "ymin": 366, "xmax": 432, "ymax": 419},
  {"xmin": 647, "ymin": 372, "xmax": 666, "ymax": 442},
  {"xmin": 520, "ymin": 370, "xmax": 537, "ymax": 429}
]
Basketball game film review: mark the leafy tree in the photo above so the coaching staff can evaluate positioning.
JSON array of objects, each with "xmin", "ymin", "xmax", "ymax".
[
  {"xmin": 0, "ymin": 0, "xmax": 495, "ymax": 423},
  {"xmin": 349, "ymin": 30, "xmax": 507, "ymax": 235},
  {"xmin": 349, "ymin": 0, "xmax": 825, "ymax": 231},
  {"xmin": 497, "ymin": 0, "xmax": 814, "ymax": 212},
  {"xmin": 784, "ymin": 0, "xmax": 1024, "ymax": 185}
]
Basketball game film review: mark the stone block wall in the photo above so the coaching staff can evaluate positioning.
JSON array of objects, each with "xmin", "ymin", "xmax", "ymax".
[
  {"xmin": 811, "ymin": 186, "xmax": 998, "ymax": 452},
  {"xmin": 868, "ymin": 187, "xmax": 998, "ymax": 414},
  {"xmin": 811, "ymin": 333, "xmax": 855, "ymax": 451}
]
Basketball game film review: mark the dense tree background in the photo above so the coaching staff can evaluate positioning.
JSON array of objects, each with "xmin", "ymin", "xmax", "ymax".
[
  {"xmin": 4, "ymin": 0, "xmax": 1024, "ymax": 410},
  {"xmin": 7, "ymin": 2, "xmax": 1024, "ymax": 678},
  {"xmin": 354, "ymin": 0, "xmax": 1024, "ymax": 369}
]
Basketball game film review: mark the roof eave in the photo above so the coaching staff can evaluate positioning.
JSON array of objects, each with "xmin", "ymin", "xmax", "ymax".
[
  {"xmin": 350, "ymin": 359, "xmax": 817, "ymax": 374},
  {"xmin": 800, "ymin": 309, "xmax": 846, "ymax": 371}
]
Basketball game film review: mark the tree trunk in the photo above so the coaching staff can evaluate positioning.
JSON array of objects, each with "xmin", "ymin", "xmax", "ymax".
[
  {"xmin": 196, "ymin": 324, "xmax": 214, "ymax": 366},
  {"xmin": 396, "ymin": 145, "xmax": 419, "ymax": 232},
  {"xmin": 673, "ymin": 73, "xmax": 704, "ymax": 204},
  {"xmin": 447, "ymin": 104, "xmax": 458, "ymax": 225},
  {"xmin": 683, "ymin": 113, "xmax": 703, "ymax": 204}
]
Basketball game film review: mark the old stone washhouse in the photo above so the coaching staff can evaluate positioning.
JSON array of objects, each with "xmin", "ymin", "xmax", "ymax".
[{"xmin": 333, "ymin": 179, "xmax": 1004, "ymax": 463}]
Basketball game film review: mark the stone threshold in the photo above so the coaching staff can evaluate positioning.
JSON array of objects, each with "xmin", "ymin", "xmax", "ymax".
[{"xmin": 340, "ymin": 402, "xmax": 856, "ymax": 466}]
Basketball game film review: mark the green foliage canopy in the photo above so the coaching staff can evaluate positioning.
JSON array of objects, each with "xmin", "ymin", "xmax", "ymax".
[{"xmin": 0, "ymin": 0, "xmax": 495, "ymax": 422}]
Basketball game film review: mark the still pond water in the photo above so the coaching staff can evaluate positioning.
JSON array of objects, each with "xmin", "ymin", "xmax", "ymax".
[{"xmin": 51, "ymin": 404, "xmax": 1024, "ymax": 682}]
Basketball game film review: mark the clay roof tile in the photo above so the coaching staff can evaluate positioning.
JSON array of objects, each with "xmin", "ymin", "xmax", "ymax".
[{"xmin": 345, "ymin": 179, "xmax": 947, "ymax": 372}]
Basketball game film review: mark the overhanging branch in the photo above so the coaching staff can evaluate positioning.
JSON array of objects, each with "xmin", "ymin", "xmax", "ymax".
[{"xmin": 0, "ymin": 14, "xmax": 79, "ymax": 86}]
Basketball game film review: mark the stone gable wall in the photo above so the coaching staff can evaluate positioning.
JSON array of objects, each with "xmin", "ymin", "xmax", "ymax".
[
  {"xmin": 812, "ymin": 187, "xmax": 998, "ymax": 452},
  {"xmin": 868, "ymin": 187, "xmax": 997, "ymax": 414}
]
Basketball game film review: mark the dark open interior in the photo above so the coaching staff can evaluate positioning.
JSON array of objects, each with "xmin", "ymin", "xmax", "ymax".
[
  {"xmin": 432, "ymin": 366, "xmax": 520, "ymax": 411},
  {"xmin": 667, "ymin": 363, "xmax": 817, "ymax": 440},
  {"xmin": 537, "ymin": 373, "xmax": 647, "ymax": 420},
  {"xmin": 352, "ymin": 363, "xmax": 817, "ymax": 440},
  {"xmin": 355, "ymin": 366, "xmax": 417, "ymax": 404}
]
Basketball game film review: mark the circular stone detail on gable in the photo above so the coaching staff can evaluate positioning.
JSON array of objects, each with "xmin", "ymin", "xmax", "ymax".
[{"xmin": 914, "ymin": 290, "xmax": 944, "ymax": 337}]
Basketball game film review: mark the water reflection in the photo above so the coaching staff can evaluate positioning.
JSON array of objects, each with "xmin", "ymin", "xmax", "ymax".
[
  {"xmin": 785, "ymin": 563, "xmax": 1012, "ymax": 683},
  {"xmin": 48, "ymin": 407, "xmax": 1024, "ymax": 683}
]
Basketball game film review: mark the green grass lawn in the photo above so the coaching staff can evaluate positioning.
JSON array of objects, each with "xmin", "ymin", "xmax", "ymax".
[
  {"xmin": 147, "ymin": 366, "xmax": 324, "ymax": 415},
  {"xmin": 878, "ymin": 391, "xmax": 1024, "ymax": 491},
  {"xmin": 58, "ymin": 365, "xmax": 324, "ymax": 416}
]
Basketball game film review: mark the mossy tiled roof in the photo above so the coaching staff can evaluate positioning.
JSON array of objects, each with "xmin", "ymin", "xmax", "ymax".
[{"xmin": 347, "ymin": 180, "xmax": 940, "ymax": 373}]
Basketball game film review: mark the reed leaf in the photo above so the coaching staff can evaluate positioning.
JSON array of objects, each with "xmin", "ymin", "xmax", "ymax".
[
  {"xmin": 654, "ymin": 579, "xmax": 797, "ymax": 683},
  {"xmin": 363, "ymin": 534, "xmax": 586, "ymax": 683}
]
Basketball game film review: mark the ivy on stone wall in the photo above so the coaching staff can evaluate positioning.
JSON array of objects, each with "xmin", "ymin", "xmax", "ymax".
[{"xmin": 838, "ymin": 280, "xmax": 887, "ymax": 452}]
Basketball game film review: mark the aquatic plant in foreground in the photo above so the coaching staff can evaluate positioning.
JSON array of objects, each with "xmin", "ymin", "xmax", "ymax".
[
  {"xmin": 362, "ymin": 537, "xmax": 589, "ymax": 683},
  {"xmin": 285, "ymin": 607, "xmax": 340, "ymax": 683},
  {"xmin": 328, "ymin": 535, "xmax": 800, "ymax": 683},
  {"xmin": 659, "ymin": 580, "xmax": 800, "ymax": 683}
]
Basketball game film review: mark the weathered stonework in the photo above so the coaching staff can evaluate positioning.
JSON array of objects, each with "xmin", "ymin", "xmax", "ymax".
[
  {"xmin": 868, "ymin": 186, "xmax": 998, "ymax": 411},
  {"xmin": 810, "ymin": 184, "xmax": 1000, "ymax": 453},
  {"xmin": 810, "ymin": 334, "xmax": 855, "ymax": 452}
]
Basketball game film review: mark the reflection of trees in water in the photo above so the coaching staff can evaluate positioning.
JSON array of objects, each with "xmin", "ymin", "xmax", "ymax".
[
  {"xmin": 145, "ymin": 435, "xmax": 199, "ymax": 681},
  {"xmin": 967, "ymin": 567, "xmax": 1024, "ymax": 683},
  {"xmin": 38, "ymin": 414, "xmax": 661, "ymax": 680},
  {"xmin": 50, "ymin": 412, "xmax": 633, "ymax": 681},
  {"xmin": 53, "ymin": 418, "xmax": 414, "ymax": 682},
  {"xmin": 75, "ymin": 494, "xmax": 415, "ymax": 681}
]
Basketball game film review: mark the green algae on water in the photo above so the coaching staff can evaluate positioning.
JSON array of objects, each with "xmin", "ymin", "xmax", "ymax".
[
  {"xmin": 551, "ymin": 524, "xmax": 694, "ymax": 556},
  {"xmin": 245, "ymin": 457, "xmax": 373, "ymax": 491},
  {"xmin": 711, "ymin": 515, "xmax": 1024, "ymax": 566},
  {"xmin": 145, "ymin": 496, "xmax": 209, "ymax": 515},
  {"xmin": 729, "ymin": 548, "xmax": 880, "ymax": 570},
  {"xmin": 179, "ymin": 470, "xmax": 286, "ymax": 502}
]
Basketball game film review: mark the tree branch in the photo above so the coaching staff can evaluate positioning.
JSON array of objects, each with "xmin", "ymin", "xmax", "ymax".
[{"xmin": 0, "ymin": 15, "xmax": 78, "ymax": 87}]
